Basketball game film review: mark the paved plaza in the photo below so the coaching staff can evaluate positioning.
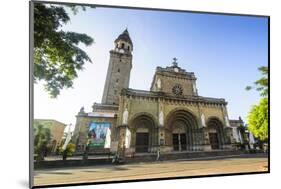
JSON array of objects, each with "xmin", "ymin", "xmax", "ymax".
[{"xmin": 34, "ymin": 155, "xmax": 268, "ymax": 187}]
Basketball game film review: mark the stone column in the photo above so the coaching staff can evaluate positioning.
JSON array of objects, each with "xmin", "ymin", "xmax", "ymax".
[
  {"xmin": 202, "ymin": 127, "xmax": 211, "ymax": 151},
  {"xmin": 158, "ymin": 100, "xmax": 166, "ymax": 153},
  {"xmin": 117, "ymin": 125, "xmax": 127, "ymax": 158},
  {"xmin": 223, "ymin": 127, "xmax": 234, "ymax": 150}
]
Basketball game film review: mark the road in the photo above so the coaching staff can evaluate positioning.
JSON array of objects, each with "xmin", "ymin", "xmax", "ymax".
[{"xmin": 34, "ymin": 155, "xmax": 268, "ymax": 187}]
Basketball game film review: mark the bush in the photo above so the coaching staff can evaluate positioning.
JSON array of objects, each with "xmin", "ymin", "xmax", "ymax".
[{"xmin": 59, "ymin": 143, "xmax": 76, "ymax": 157}]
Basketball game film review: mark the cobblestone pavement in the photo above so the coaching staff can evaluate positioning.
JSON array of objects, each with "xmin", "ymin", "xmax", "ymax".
[{"xmin": 34, "ymin": 156, "xmax": 268, "ymax": 186}]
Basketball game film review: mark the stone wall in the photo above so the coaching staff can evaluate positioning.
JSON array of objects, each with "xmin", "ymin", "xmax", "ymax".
[{"xmin": 101, "ymin": 51, "xmax": 132, "ymax": 105}]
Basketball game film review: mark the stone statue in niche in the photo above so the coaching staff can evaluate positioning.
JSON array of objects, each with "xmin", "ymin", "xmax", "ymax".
[
  {"xmin": 225, "ymin": 116, "xmax": 230, "ymax": 127},
  {"xmin": 193, "ymin": 83, "xmax": 197, "ymax": 94},
  {"xmin": 122, "ymin": 104, "xmax": 129, "ymax": 125},
  {"xmin": 157, "ymin": 78, "xmax": 161, "ymax": 90},
  {"xmin": 78, "ymin": 106, "xmax": 85, "ymax": 115},
  {"xmin": 159, "ymin": 106, "xmax": 164, "ymax": 126},
  {"xmin": 201, "ymin": 113, "xmax": 206, "ymax": 127}
]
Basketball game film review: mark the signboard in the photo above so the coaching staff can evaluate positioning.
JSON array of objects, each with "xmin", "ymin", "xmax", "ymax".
[
  {"xmin": 88, "ymin": 112, "xmax": 115, "ymax": 117},
  {"xmin": 88, "ymin": 122, "xmax": 111, "ymax": 149}
]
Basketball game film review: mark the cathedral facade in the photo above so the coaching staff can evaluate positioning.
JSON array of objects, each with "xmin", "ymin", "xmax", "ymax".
[{"xmin": 73, "ymin": 29, "xmax": 235, "ymax": 154}]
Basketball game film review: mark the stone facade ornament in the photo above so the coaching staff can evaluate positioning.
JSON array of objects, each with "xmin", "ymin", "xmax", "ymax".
[
  {"xmin": 201, "ymin": 113, "xmax": 206, "ymax": 127},
  {"xmin": 225, "ymin": 116, "xmax": 230, "ymax": 127},
  {"xmin": 232, "ymin": 127, "xmax": 239, "ymax": 142},
  {"xmin": 238, "ymin": 130, "xmax": 243, "ymax": 143},
  {"xmin": 193, "ymin": 83, "xmax": 197, "ymax": 94},
  {"xmin": 78, "ymin": 106, "xmax": 85, "ymax": 115},
  {"xmin": 159, "ymin": 110, "xmax": 164, "ymax": 126},
  {"xmin": 157, "ymin": 78, "xmax": 161, "ymax": 90},
  {"xmin": 122, "ymin": 108, "xmax": 129, "ymax": 125},
  {"xmin": 125, "ymin": 127, "xmax": 131, "ymax": 148},
  {"xmin": 249, "ymin": 132, "xmax": 255, "ymax": 144},
  {"xmin": 249, "ymin": 132, "xmax": 255, "ymax": 149}
]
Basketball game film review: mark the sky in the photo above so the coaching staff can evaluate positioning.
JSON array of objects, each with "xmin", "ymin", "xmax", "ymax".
[{"xmin": 34, "ymin": 5, "xmax": 268, "ymax": 131}]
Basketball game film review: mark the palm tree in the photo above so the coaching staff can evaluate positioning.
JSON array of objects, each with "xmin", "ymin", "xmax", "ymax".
[{"xmin": 34, "ymin": 124, "xmax": 51, "ymax": 161}]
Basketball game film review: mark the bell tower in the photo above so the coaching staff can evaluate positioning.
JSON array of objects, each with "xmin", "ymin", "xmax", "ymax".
[{"xmin": 102, "ymin": 29, "xmax": 133, "ymax": 105}]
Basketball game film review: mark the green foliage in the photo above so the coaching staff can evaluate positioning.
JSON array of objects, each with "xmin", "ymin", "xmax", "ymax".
[
  {"xmin": 246, "ymin": 66, "xmax": 268, "ymax": 97},
  {"xmin": 34, "ymin": 124, "xmax": 52, "ymax": 161},
  {"xmin": 247, "ymin": 98, "xmax": 268, "ymax": 141},
  {"xmin": 33, "ymin": 3, "xmax": 94, "ymax": 98},
  {"xmin": 59, "ymin": 143, "xmax": 76, "ymax": 156}
]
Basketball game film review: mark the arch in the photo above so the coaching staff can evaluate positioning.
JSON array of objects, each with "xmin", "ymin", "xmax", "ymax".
[
  {"xmin": 206, "ymin": 116, "xmax": 224, "ymax": 127},
  {"xmin": 165, "ymin": 108, "xmax": 199, "ymax": 151},
  {"xmin": 165, "ymin": 107, "xmax": 198, "ymax": 127},
  {"xmin": 165, "ymin": 108, "xmax": 199, "ymax": 130},
  {"xmin": 129, "ymin": 112, "xmax": 158, "ymax": 128},
  {"xmin": 206, "ymin": 117, "xmax": 225, "ymax": 149},
  {"xmin": 128, "ymin": 112, "xmax": 157, "ymax": 153}
]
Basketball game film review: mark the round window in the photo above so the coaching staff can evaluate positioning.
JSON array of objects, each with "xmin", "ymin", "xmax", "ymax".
[{"xmin": 172, "ymin": 84, "xmax": 183, "ymax": 95}]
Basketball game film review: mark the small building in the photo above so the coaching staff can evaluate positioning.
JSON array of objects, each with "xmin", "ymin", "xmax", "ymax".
[
  {"xmin": 34, "ymin": 119, "xmax": 66, "ymax": 153},
  {"xmin": 230, "ymin": 118, "xmax": 256, "ymax": 149},
  {"xmin": 230, "ymin": 117, "xmax": 245, "ymax": 144},
  {"xmin": 73, "ymin": 29, "xmax": 237, "ymax": 155}
]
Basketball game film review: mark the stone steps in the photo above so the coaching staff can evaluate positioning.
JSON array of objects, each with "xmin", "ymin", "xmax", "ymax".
[
  {"xmin": 35, "ymin": 150, "xmax": 265, "ymax": 170},
  {"xmin": 125, "ymin": 150, "xmax": 245, "ymax": 163}
]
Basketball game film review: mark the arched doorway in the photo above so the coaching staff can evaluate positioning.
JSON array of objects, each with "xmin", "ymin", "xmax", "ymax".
[
  {"xmin": 129, "ymin": 113, "xmax": 157, "ymax": 153},
  {"xmin": 206, "ymin": 117, "xmax": 224, "ymax": 149},
  {"xmin": 166, "ymin": 109, "xmax": 198, "ymax": 151},
  {"xmin": 172, "ymin": 121, "xmax": 187, "ymax": 151}
]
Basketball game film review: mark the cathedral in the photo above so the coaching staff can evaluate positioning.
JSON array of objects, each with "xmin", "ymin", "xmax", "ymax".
[{"xmin": 73, "ymin": 29, "xmax": 236, "ymax": 155}]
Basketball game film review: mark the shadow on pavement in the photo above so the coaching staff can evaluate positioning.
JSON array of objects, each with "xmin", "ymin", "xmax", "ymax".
[{"xmin": 43, "ymin": 172, "xmax": 73, "ymax": 175}]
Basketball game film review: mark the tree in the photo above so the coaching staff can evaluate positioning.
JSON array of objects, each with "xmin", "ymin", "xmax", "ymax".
[
  {"xmin": 246, "ymin": 65, "xmax": 268, "ymax": 143},
  {"xmin": 246, "ymin": 66, "xmax": 268, "ymax": 97},
  {"xmin": 58, "ymin": 142, "xmax": 76, "ymax": 160},
  {"xmin": 33, "ymin": 3, "xmax": 94, "ymax": 98},
  {"xmin": 247, "ymin": 98, "xmax": 268, "ymax": 141},
  {"xmin": 34, "ymin": 124, "xmax": 52, "ymax": 161}
]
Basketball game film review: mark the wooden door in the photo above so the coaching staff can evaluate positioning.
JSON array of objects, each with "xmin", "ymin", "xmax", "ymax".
[
  {"xmin": 209, "ymin": 133, "xmax": 219, "ymax": 149},
  {"xmin": 180, "ymin": 134, "xmax": 187, "ymax": 151},
  {"xmin": 173, "ymin": 134, "xmax": 179, "ymax": 151},
  {"xmin": 136, "ymin": 132, "xmax": 149, "ymax": 153}
]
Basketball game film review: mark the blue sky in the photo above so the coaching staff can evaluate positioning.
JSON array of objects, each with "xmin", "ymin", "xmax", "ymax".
[{"xmin": 34, "ymin": 5, "xmax": 268, "ymax": 130}]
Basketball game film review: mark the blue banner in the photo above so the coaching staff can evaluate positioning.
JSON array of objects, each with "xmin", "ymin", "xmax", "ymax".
[{"xmin": 89, "ymin": 122, "xmax": 111, "ymax": 148}]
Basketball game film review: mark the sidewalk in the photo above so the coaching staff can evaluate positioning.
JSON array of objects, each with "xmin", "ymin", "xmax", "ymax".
[{"xmin": 34, "ymin": 154, "xmax": 268, "ymax": 187}]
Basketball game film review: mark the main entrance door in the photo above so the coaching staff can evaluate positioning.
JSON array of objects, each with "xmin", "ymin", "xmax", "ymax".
[
  {"xmin": 173, "ymin": 134, "xmax": 179, "ymax": 151},
  {"xmin": 173, "ymin": 133, "xmax": 187, "ymax": 151},
  {"xmin": 136, "ymin": 132, "xmax": 149, "ymax": 153},
  {"xmin": 209, "ymin": 133, "xmax": 219, "ymax": 149},
  {"xmin": 180, "ymin": 133, "xmax": 187, "ymax": 150}
]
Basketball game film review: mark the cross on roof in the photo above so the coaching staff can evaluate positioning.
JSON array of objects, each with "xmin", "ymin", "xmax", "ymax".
[{"xmin": 172, "ymin": 57, "xmax": 178, "ymax": 67}]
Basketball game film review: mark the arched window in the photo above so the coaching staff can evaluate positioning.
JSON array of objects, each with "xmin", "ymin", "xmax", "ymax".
[
  {"xmin": 117, "ymin": 68, "xmax": 120, "ymax": 73},
  {"xmin": 121, "ymin": 43, "xmax": 125, "ymax": 48},
  {"xmin": 127, "ymin": 46, "xmax": 130, "ymax": 51}
]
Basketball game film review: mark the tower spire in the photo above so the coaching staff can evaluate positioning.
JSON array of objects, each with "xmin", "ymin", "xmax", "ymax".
[
  {"xmin": 114, "ymin": 28, "xmax": 133, "ymax": 52},
  {"xmin": 102, "ymin": 29, "xmax": 133, "ymax": 105}
]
